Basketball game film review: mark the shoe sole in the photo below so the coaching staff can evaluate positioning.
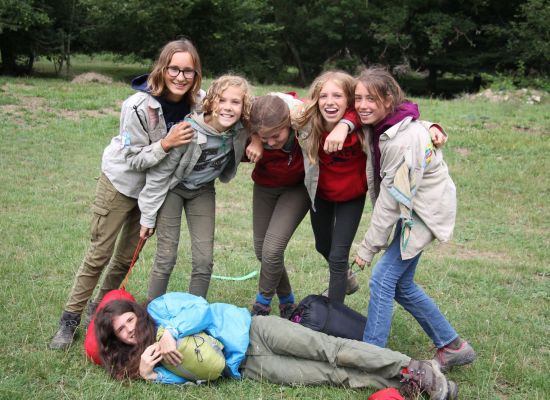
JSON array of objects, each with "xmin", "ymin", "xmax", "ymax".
[
  {"xmin": 447, "ymin": 380, "xmax": 459, "ymax": 400},
  {"xmin": 439, "ymin": 350, "xmax": 477, "ymax": 372}
]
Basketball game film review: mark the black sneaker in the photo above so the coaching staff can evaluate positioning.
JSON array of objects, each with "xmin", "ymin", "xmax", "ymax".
[
  {"xmin": 251, "ymin": 302, "xmax": 271, "ymax": 316},
  {"xmin": 402, "ymin": 360, "xmax": 458, "ymax": 400},
  {"xmin": 49, "ymin": 311, "xmax": 81, "ymax": 350}
]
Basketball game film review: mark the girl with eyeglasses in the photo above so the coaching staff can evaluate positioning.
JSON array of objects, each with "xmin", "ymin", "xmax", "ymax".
[{"xmin": 49, "ymin": 39, "xmax": 204, "ymax": 351}]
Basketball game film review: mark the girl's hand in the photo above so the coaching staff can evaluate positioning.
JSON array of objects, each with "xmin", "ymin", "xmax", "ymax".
[
  {"xmin": 158, "ymin": 329, "xmax": 182, "ymax": 366},
  {"xmin": 140, "ymin": 343, "xmax": 162, "ymax": 381},
  {"xmin": 161, "ymin": 122, "xmax": 195, "ymax": 151},
  {"xmin": 354, "ymin": 255, "xmax": 370, "ymax": 269},
  {"xmin": 429, "ymin": 125, "xmax": 447, "ymax": 148},
  {"xmin": 323, "ymin": 122, "xmax": 349, "ymax": 153},
  {"xmin": 140, "ymin": 225, "xmax": 155, "ymax": 240},
  {"xmin": 246, "ymin": 133, "xmax": 264, "ymax": 163}
]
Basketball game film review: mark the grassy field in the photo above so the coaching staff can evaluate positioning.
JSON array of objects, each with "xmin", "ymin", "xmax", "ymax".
[{"xmin": 0, "ymin": 64, "xmax": 549, "ymax": 399}]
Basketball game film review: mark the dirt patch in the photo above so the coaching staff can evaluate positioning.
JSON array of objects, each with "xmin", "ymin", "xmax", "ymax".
[
  {"xmin": 71, "ymin": 72, "xmax": 113, "ymax": 84},
  {"xmin": 455, "ymin": 147, "xmax": 471, "ymax": 157},
  {"xmin": 463, "ymin": 88, "xmax": 545, "ymax": 104},
  {"xmin": 431, "ymin": 242, "xmax": 513, "ymax": 263}
]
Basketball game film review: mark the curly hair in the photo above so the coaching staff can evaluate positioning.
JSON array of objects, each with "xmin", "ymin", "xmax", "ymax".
[
  {"xmin": 295, "ymin": 71, "xmax": 357, "ymax": 164},
  {"xmin": 147, "ymin": 39, "xmax": 202, "ymax": 108},
  {"xmin": 201, "ymin": 74, "xmax": 253, "ymax": 128},
  {"xmin": 355, "ymin": 66, "xmax": 405, "ymax": 115},
  {"xmin": 94, "ymin": 300, "xmax": 156, "ymax": 380}
]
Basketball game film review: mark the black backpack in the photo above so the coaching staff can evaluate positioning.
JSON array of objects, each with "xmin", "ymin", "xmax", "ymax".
[{"xmin": 290, "ymin": 294, "xmax": 367, "ymax": 341}]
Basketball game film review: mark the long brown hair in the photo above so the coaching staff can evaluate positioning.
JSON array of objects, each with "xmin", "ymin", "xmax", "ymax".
[
  {"xmin": 95, "ymin": 300, "xmax": 156, "ymax": 380},
  {"xmin": 147, "ymin": 39, "xmax": 202, "ymax": 107},
  {"xmin": 249, "ymin": 95, "xmax": 291, "ymax": 135},
  {"xmin": 355, "ymin": 66, "xmax": 405, "ymax": 115},
  {"xmin": 296, "ymin": 71, "xmax": 356, "ymax": 164}
]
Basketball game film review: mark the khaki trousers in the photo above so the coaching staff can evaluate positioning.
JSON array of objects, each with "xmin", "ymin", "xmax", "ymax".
[
  {"xmin": 148, "ymin": 182, "xmax": 216, "ymax": 300},
  {"xmin": 65, "ymin": 174, "xmax": 141, "ymax": 313},
  {"xmin": 252, "ymin": 184, "xmax": 309, "ymax": 299},
  {"xmin": 241, "ymin": 316, "xmax": 410, "ymax": 389}
]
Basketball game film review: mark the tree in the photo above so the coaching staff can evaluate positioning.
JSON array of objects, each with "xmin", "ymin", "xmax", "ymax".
[
  {"xmin": 0, "ymin": 0, "xmax": 50, "ymax": 74},
  {"xmin": 509, "ymin": 0, "xmax": 550, "ymax": 73}
]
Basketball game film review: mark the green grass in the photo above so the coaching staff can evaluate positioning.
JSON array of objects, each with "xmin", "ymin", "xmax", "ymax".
[{"xmin": 0, "ymin": 66, "xmax": 549, "ymax": 399}]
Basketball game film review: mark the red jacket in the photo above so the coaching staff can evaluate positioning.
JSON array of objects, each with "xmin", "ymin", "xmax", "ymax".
[{"xmin": 252, "ymin": 135, "xmax": 305, "ymax": 188}]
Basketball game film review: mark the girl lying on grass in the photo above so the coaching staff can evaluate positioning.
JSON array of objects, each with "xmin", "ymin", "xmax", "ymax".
[{"xmin": 94, "ymin": 292, "xmax": 458, "ymax": 400}]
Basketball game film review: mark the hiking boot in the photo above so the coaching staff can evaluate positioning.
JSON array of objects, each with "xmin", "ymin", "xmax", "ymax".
[
  {"xmin": 82, "ymin": 301, "xmax": 98, "ymax": 329},
  {"xmin": 251, "ymin": 302, "xmax": 271, "ymax": 316},
  {"xmin": 402, "ymin": 360, "xmax": 458, "ymax": 400},
  {"xmin": 49, "ymin": 311, "xmax": 81, "ymax": 350},
  {"xmin": 346, "ymin": 269, "xmax": 360, "ymax": 295},
  {"xmin": 321, "ymin": 269, "xmax": 360, "ymax": 297},
  {"xmin": 435, "ymin": 340, "xmax": 476, "ymax": 371},
  {"xmin": 279, "ymin": 303, "xmax": 297, "ymax": 319}
]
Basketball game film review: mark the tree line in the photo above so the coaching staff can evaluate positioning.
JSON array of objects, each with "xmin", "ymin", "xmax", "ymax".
[{"xmin": 1, "ymin": 0, "xmax": 548, "ymax": 87}]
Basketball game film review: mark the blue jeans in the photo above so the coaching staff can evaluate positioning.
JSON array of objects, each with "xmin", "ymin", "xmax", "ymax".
[{"xmin": 363, "ymin": 221, "xmax": 458, "ymax": 348}]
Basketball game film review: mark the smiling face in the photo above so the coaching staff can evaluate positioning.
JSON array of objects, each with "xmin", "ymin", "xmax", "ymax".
[
  {"xmin": 208, "ymin": 85, "xmax": 245, "ymax": 132},
  {"xmin": 112, "ymin": 311, "xmax": 137, "ymax": 345},
  {"xmin": 354, "ymin": 81, "xmax": 391, "ymax": 126},
  {"xmin": 163, "ymin": 51, "xmax": 195, "ymax": 102},
  {"xmin": 318, "ymin": 80, "xmax": 348, "ymax": 130},
  {"xmin": 258, "ymin": 126, "xmax": 291, "ymax": 149}
]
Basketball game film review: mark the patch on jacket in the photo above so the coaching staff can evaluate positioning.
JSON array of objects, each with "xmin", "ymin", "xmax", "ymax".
[
  {"xmin": 424, "ymin": 142, "xmax": 434, "ymax": 165},
  {"xmin": 120, "ymin": 131, "xmax": 131, "ymax": 148}
]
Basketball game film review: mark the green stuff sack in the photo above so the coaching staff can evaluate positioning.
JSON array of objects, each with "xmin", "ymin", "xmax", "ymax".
[{"xmin": 157, "ymin": 328, "xmax": 226, "ymax": 382}]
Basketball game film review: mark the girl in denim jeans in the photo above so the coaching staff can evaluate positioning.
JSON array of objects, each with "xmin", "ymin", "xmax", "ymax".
[{"xmin": 354, "ymin": 67, "xmax": 476, "ymax": 371}]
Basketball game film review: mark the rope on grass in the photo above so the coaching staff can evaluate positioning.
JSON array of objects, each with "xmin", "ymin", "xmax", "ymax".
[{"xmin": 211, "ymin": 270, "xmax": 258, "ymax": 281}]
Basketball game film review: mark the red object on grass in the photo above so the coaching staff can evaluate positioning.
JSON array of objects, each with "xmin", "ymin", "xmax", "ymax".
[
  {"xmin": 84, "ymin": 289, "xmax": 136, "ymax": 364},
  {"xmin": 368, "ymin": 388, "xmax": 405, "ymax": 400}
]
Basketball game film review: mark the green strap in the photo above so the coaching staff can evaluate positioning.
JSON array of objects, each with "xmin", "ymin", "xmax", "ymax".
[{"xmin": 211, "ymin": 270, "xmax": 258, "ymax": 281}]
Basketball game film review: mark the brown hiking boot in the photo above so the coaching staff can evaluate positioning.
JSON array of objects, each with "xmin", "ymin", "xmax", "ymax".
[
  {"xmin": 435, "ymin": 340, "xmax": 476, "ymax": 372},
  {"xmin": 321, "ymin": 268, "xmax": 360, "ymax": 297},
  {"xmin": 49, "ymin": 311, "xmax": 81, "ymax": 350},
  {"xmin": 401, "ymin": 360, "xmax": 458, "ymax": 400},
  {"xmin": 278, "ymin": 303, "xmax": 297, "ymax": 319},
  {"xmin": 346, "ymin": 269, "xmax": 360, "ymax": 295},
  {"xmin": 251, "ymin": 302, "xmax": 271, "ymax": 316}
]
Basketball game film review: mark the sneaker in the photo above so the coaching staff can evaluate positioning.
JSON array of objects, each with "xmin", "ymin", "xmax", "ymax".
[
  {"xmin": 279, "ymin": 303, "xmax": 297, "ymax": 319},
  {"xmin": 435, "ymin": 340, "xmax": 476, "ymax": 371},
  {"xmin": 402, "ymin": 360, "xmax": 458, "ymax": 400},
  {"xmin": 49, "ymin": 311, "xmax": 81, "ymax": 350},
  {"xmin": 321, "ymin": 269, "xmax": 360, "ymax": 297},
  {"xmin": 82, "ymin": 301, "xmax": 98, "ymax": 329},
  {"xmin": 251, "ymin": 302, "xmax": 271, "ymax": 316}
]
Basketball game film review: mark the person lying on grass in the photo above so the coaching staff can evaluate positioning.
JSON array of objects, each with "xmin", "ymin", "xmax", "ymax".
[{"xmin": 94, "ymin": 292, "xmax": 458, "ymax": 400}]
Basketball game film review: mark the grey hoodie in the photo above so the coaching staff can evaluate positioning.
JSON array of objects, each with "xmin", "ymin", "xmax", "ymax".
[{"xmin": 138, "ymin": 111, "xmax": 249, "ymax": 228}]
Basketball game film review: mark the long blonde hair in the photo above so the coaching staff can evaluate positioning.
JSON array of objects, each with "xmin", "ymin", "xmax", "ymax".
[
  {"xmin": 202, "ymin": 74, "xmax": 253, "ymax": 127},
  {"xmin": 296, "ymin": 71, "xmax": 356, "ymax": 164},
  {"xmin": 147, "ymin": 39, "xmax": 202, "ymax": 107}
]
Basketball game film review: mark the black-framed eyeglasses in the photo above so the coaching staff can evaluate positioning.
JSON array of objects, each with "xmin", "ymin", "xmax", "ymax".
[{"xmin": 166, "ymin": 66, "xmax": 196, "ymax": 79}]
